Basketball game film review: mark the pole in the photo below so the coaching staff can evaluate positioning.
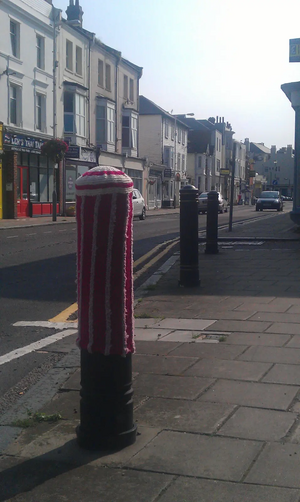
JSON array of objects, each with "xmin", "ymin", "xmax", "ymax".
[
  {"xmin": 228, "ymin": 141, "xmax": 236, "ymax": 232},
  {"xmin": 52, "ymin": 7, "xmax": 58, "ymax": 222},
  {"xmin": 174, "ymin": 115, "xmax": 177, "ymax": 208},
  {"xmin": 179, "ymin": 185, "xmax": 200, "ymax": 286}
]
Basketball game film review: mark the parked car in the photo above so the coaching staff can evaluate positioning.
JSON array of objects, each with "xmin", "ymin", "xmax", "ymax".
[
  {"xmin": 255, "ymin": 191, "xmax": 283, "ymax": 212},
  {"xmin": 132, "ymin": 189, "xmax": 146, "ymax": 220},
  {"xmin": 198, "ymin": 192, "xmax": 228, "ymax": 214}
]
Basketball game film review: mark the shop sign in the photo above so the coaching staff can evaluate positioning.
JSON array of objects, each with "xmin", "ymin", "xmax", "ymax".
[
  {"xmin": 248, "ymin": 171, "xmax": 256, "ymax": 177},
  {"xmin": 149, "ymin": 169, "xmax": 162, "ymax": 177},
  {"xmin": 164, "ymin": 168, "xmax": 174, "ymax": 178},
  {"xmin": 81, "ymin": 148, "xmax": 97, "ymax": 163},
  {"xmin": 289, "ymin": 38, "xmax": 300, "ymax": 62},
  {"xmin": 65, "ymin": 146, "xmax": 80, "ymax": 159},
  {"xmin": 3, "ymin": 132, "xmax": 45, "ymax": 153},
  {"xmin": 220, "ymin": 169, "xmax": 230, "ymax": 176}
]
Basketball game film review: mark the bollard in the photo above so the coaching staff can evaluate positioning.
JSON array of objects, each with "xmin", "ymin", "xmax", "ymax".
[
  {"xmin": 75, "ymin": 166, "xmax": 136, "ymax": 450},
  {"xmin": 205, "ymin": 190, "xmax": 219, "ymax": 254},
  {"xmin": 179, "ymin": 185, "xmax": 200, "ymax": 287}
]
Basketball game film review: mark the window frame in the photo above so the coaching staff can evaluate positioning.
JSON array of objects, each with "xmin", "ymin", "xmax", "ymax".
[
  {"xmin": 10, "ymin": 20, "xmax": 20, "ymax": 59},
  {"xmin": 36, "ymin": 34, "xmax": 45, "ymax": 70},
  {"xmin": 76, "ymin": 46, "xmax": 83, "ymax": 76},
  {"xmin": 165, "ymin": 120, "xmax": 169, "ymax": 139},
  {"xmin": 66, "ymin": 40, "xmax": 73, "ymax": 71},
  {"xmin": 36, "ymin": 92, "xmax": 46, "ymax": 132},
  {"xmin": 9, "ymin": 83, "xmax": 22, "ymax": 126},
  {"xmin": 123, "ymin": 75, "xmax": 128, "ymax": 99},
  {"xmin": 122, "ymin": 110, "xmax": 138, "ymax": 150},
  {"xmin": 98, "ymin": 59, "xmax": 104, "ymax": 87},
  {"xmin": 105, "ymin": 63, "xmax": 111, "ymax": 91},
  {"xmin": 96, "ymin": 100, "xmax": 115, "ymax": 146},
  {"xmin": 129, "ymin": 78, "xmax": 134, "ymax": 102}
]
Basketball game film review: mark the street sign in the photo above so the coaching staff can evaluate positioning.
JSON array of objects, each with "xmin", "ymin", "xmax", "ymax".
[
  {"xmin": 289, "ymin": 38, "xmax": 300, "ymax": 62},
  {"xmin": 272, "ymin": 180, "xmax": 278, "ymax": 185}
]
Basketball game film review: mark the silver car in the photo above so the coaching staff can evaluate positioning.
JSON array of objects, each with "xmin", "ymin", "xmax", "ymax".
[
  {"xmin": 198, "ymin": 192, "xmax": 228, "ymax": 214},
  {"xmin": 256, "ymin": 191, "xmax": 283, "ymax": 212},
  {"xmin": 132, "ymin": 189, "xmax": 146, "ymax": 220}
]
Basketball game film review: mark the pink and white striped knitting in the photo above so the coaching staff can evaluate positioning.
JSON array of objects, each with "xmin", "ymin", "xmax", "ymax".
[{"xmin": 75, "ymin": 166, "xmax": 135, "ymax": 356}]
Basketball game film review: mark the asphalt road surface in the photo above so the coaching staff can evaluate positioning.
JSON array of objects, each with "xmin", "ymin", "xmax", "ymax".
[{"xmin": 0, "ymin": 204, "xmax": 291, "ymax": 414}]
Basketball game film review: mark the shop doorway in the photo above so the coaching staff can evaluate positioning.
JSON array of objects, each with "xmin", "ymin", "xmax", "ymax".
[{"xmin": 17, "ymin": 166, "xmax": 29, "ymax": 217}]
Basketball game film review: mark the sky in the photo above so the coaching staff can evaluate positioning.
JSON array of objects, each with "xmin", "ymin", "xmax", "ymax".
[{"xmin": 54, "ymin": 0, "xmax": 300, "ymax": 149}]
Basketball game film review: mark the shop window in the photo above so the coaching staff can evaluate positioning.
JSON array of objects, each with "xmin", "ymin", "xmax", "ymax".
[
  {"xmin": 39, "ymin": 168, "xmax": 48, "ymax": 202},
  {"xmin": 126, "ymin": 168, "xmax": 142, "ymax": 193}
]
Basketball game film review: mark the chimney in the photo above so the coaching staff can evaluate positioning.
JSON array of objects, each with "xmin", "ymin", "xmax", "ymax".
[{"xmin": 66, "ymin": 0, "xmax": 83, "ymax": 27}]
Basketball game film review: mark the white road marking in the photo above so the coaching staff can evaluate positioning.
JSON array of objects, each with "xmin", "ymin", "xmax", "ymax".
[
  {"xmin": 26, "ymin": 233, "xmax": 36, "ymax": 236},
  {"xmin": 6, "ymin": 235, "xmax": 18, "ymax": 239},
  {"xmin": 43, "ymin": 231, "xmax": 52, "ymax": 234},
  {"xmin": 0, "ymin": 329, "xmax": 77, "ymax": 366},
  {"xmin": 14, "ymin": 320, "xmax": 78, "ymax": 329}
]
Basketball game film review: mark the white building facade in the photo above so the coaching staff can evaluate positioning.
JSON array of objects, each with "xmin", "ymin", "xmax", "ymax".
[{"xmin": 0, "ymin": 0, "xmax": 55, "ymax": 218}]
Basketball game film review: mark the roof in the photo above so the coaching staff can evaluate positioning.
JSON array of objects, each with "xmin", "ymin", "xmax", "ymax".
[
  {"xmin": 175, "ymin": 116, "xmax": 210, "ymax": 132},
  {"xmin": 250, "ymin": 142, "xmax": 271, "ymax": 155},
  {"xmin": 187, "ymin": 130, "xmax": 212, "ymax": 154},
  {"xmin": 139, "ymin": 96, "xmax": 189, "ymax": 129}
]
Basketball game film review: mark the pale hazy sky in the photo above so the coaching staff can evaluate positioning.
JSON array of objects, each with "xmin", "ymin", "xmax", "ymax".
[{"xmin": 55, "ymin": 0, "xmax": 300, "ymax": 149}]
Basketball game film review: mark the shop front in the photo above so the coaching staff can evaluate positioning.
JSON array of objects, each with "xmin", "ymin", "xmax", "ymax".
[
  {"xmin": 2, "ymin": 129, "xmax": 57, "ymax": 218},
  {"xmin": 65, "ymin": 146, "xmax": 97, "ymax": 212},
  {"xmin": 147, "ymin": 167, "xmax": 163, "ymax": 209},
  {"xmin": 162, "ymin": 168, "xmax": 175, "ymax": 208}
]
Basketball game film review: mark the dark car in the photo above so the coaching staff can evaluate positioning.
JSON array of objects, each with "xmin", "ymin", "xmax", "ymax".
[
  {"xmin": 198, "ymin": 192, "xmax": 228, "ymax": 214},
  {"xmin": 256, "ymin": 191, "xmax": 283, "ymax": 212}
]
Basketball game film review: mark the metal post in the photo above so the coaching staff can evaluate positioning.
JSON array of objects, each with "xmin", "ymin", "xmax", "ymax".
[
  {"xmin": 75, "ymin": 166, "xmax": 136, "ymax": 450},
  {"xmin": 205, "ymin": 190, "xmax": 219, "ymax": 254},
  {"xmin": 179, "ymin": 185, "xmax": 200, "ymax": 287},
  {"xmin": 228, "ymin": 141, "xmax": 236, "ymax": 232},
  {"xmin": 52, "ymin": 7, "xmax": 58, "ymax": 222}
]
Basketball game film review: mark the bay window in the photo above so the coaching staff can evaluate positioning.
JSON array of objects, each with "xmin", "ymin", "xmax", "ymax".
[
  {"xmin": 122, "ymin": 111, "xmax": 138, "ymax": 151},
  {"xmin": 96, "ymin": 100, "xmax": 115, "ymax": 147},
  {"xmin": 64, "ymin": 90, "xmax": 86, "ymax": 137}
]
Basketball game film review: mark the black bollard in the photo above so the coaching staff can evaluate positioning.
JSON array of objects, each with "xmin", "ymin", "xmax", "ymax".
[
  {"xmin": 205, "ymin": 190, "xmax": 219, "ymax": 254},
  {"xmin": 179, "ymin": 185, "xmax": 200, "ymax": 287}
]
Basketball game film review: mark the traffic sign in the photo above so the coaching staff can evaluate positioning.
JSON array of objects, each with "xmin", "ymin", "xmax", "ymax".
[{"xmin": 272, "ymin": 180, "xmax": 278, "ymax": 185}]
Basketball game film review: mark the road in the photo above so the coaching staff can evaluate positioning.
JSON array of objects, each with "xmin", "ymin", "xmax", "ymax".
[{"xmin": 0, "ymin": 204, "xmax": 291, "ymax": 414}]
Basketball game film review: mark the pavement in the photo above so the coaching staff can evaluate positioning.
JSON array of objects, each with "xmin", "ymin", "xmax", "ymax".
[
  {"xmin": 2, "ymin": 210, "xmax": 300, "ymax": 501},
  {"xmin": 0, "ymin": 207, "xmax": 180, "ymax": 229}
]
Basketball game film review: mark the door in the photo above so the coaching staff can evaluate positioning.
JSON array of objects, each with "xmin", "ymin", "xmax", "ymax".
[{"xmin": 17, "ymin": 166, "xmax": 29, "ymax": 217}]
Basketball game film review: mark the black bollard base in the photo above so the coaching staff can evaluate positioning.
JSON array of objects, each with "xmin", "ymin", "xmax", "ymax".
[
  {"xmin": 205, "ymin": 243, "xmax": 219, "ymax": 255},
  {"xmin": 179, "ymin": 265, "xmax": 200, "ymax": 287},
  {"xmin": 76, "ymin": 350, "xmax": 137, "ymax": 451}
]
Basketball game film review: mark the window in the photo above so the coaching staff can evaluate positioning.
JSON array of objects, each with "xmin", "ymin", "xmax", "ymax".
[
  {"xmin": 75, "ymin": 94, "xmax": 85, "ymax": 136},
  {"xmin": 76, "ymin": 46, "xmax": 82, "ymax": 75},
  {"xmin": 171, "ymin": 125, "xmax": 175, "ymax": 141},
  {"xmin": 36, "ymin": 93, "xmax": 45, "ymax": 131},
  {"xmin": 36, "ymin": 35, "xmax": 45, "ymax": 70},
  {"xmin": 96, "ymin": 101, "xmax": 115, "ymax": 146},
  {"xmin": 122, "ymin": 112, "xmax": 138, "ymax": 149},
  {"xmin": 105, "ymin": 63, "xmax": 111, "ymax": 91},
  {"xmin": 198, "ymin": 156, "xmax": 202, "ymax": 169},
  {"xmin": 165, "ymin": 120, "xmax": 169, "ymax": 138},
  {"xmin": 98, "ymin": 59, "xmax": 104, "ymax": 86},
  {"xmin": 163, "ymin": 146, "xmax": 174, "ymax": 168},
  {"xmin": 64, "ymin": 91, "xmax": 74, "ymax": 132},
  {"xmin": 177, "ymin": 153, "xmax": 181, "ymax": 170},
  {"xmin": 217, "ymin": 159, "xmax": 220, "ymax": 171},
  {"xmin": 10, "ymin": 84, "xmax": 21, "ymax": 126},
  {"xmin": 182, "ymin": 154, "xmax": 185, "ymax": 172},
  {"xmin": 129, "ymin": 79, "xmax": 134, "ymax": 102},
  {"xmin": 123, "ymin": 75, "xmax": 128, "ymax": 99},
  {"xmin": 66, "ymin": 40, "xmax": 73, "ymax": 71},
  {"xmin": 178, "ymin": 128, "xmax": 182, "ymax": 143},
  {"xmin": 182, "ymin": 131, "xmax": 185, "ymax": 145},
  {"xmin": 10, "ymin": 20, "xmax": 20, "ymax": 58}
]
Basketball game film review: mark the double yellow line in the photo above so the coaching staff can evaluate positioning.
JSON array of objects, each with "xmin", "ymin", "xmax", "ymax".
[{"xmin": 50, "ymin": 237, "xmax": 179, "ymax": 323}]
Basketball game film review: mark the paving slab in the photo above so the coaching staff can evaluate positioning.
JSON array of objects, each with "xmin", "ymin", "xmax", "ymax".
[
  {"xmin": 286, "ymin": 336, "xmax": 300, "ymax": 348},
  {"xmin": 158, "ymin": 330, "xmax": 201, "ymax": 342},
  {"xmin": 135, "ymin": 341, "xmax": 182, "ymax": 355},
  {"xmin": 185, "ymin": 359, "xmax": 272, "ymax": 381},
  {"xmin": 205, "ymin": 320, "xmax": 272, "ymax": 332},
  {"xmin": 245, "ymin": 442, "xmax": 300, "ymax": 488},
  {"xmin": 0, "ymin": 461, "xmax": 173, "ymax": 502},
  {"xmin": 218, "ymin": 407, "xmax": 296, "ymax": 441},
  {"xmin": 265, "ymin": 323, "xmax": 300, "ymax": 335},
  {"xmin": 6, "ymin": 421, "xmax": 162, "ymax": 468},
  {"xmin": 128, "ymin": 430, "xmax": 262, "ymax": 481},
  {"xmin": 134, "ymin": 374, "xmax": 214, "ymax": 400},
  {"xmin": 199, "ymin": 380, "xmax": 299, "ymax": 410},
  {"xmin": 134, "ymin": 328, "xmax": 173, "ymax": 341},
  {"xmin": 134, "ymin": 318, "xmax": 163, "ymax": 328},
  {"xmin": 239, "ymin": 346, "xmax": 300, "ymax": 364},
  {"xmin": 262, "ymin": 363, "xmax": 300, "ymax": 385},
  {"xmin": 170, "ymin": 343, "xmax": 248, "ymax": 360},
  {"xmin": 158, "ymin": 476, "xmax": 300, "ymax": 502},
  {"xmin": 151, "ymin": 318, "xmax": 216, "ymax": 330},
  {"xmin": 249, "ymin": 312, "xmax": 300, "ymax": 323},
  {"xmin": 195, "ymin": 310, "xmax": 257, "ymax": 320},
  {"xmin": 135, "ymin": 398, "xmax": 236, "ymax": 433},
  {"xmin": 225, "ymin": 332, "xmax": 291, "ymax": 346},
  {"xmin": 132, "ymin": 354, "xmax": 197, "ymax": 375},
  {"xmin": 235, "ymin": 303, "xmax": 292, "ymax": 313},
  {"xmin": 0, "ymin": 426, "xmax": 22, "ymax": 454}
]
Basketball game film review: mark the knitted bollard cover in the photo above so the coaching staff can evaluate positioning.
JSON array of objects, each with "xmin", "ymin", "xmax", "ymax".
[{"xmin": 75, "ymin": 166, "xmax": 135, "ymax": 355}]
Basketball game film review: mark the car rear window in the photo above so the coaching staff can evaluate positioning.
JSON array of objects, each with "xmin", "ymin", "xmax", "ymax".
[
  {"xmin": 260, "ymin": 192, "xmax": 279, "ymax": 198},
  {"xmin": 199, "ymin": 193, "xmax": 208, "ymax": 198}
]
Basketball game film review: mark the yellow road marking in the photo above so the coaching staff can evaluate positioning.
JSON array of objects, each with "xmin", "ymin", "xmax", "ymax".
[{"xmin": 49, "ymin": 238, "xmax": 179, "ymax": 323}]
